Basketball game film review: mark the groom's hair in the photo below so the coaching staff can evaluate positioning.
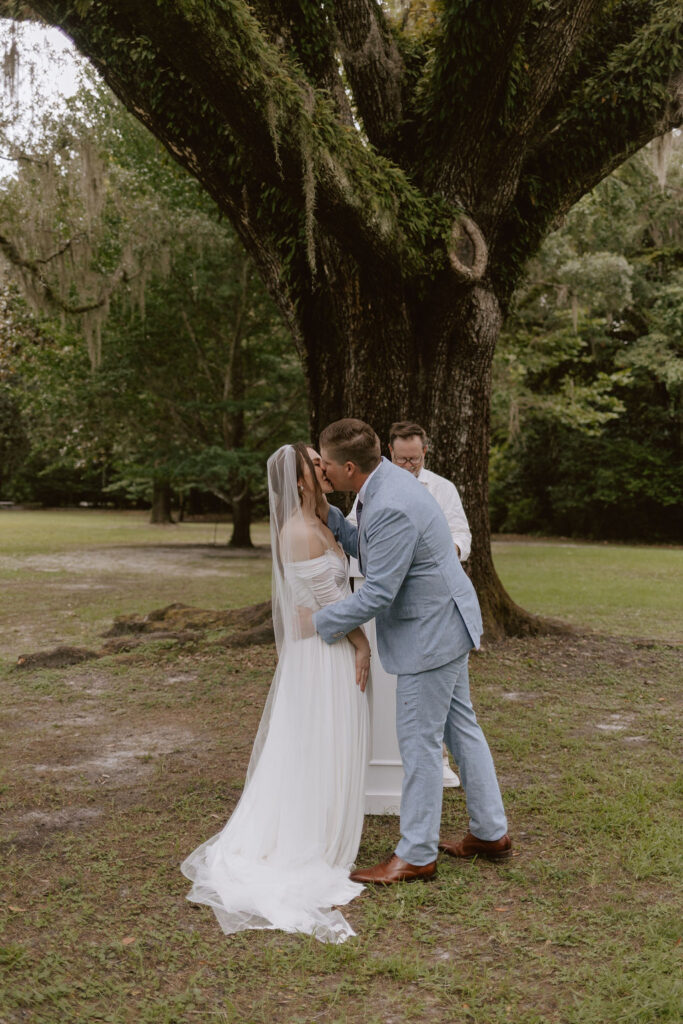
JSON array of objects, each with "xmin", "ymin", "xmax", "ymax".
[{"xmin": 319, "ymin": 419, "xmax": 381, "ymax": 473}]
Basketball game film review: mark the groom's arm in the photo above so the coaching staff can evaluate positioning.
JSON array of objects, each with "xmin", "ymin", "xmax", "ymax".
[
  {"xmin": 313, "ymin": 508, "xmax": 419, "ymax": 643},
  {"xmin": 326, "ymin": 504, "xmax": 359, "ymax": 559}
]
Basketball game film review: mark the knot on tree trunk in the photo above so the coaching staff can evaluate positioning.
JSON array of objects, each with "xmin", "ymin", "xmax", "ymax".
[{"xmin": 448, "ymin": 214, "xmax": 488, "ymax": 283}]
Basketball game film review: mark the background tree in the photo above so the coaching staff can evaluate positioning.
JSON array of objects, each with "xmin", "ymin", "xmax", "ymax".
[
  {"xmin": 0, "ymin": 75, "xmax": 307, "ymax": 539},
  {"xmin": 491, "ymin": 135, "xmax": 683, "ymax": 540},
  {"xmin": 1, "ymin": 2, "xmax": 681, "ymax": 635}
]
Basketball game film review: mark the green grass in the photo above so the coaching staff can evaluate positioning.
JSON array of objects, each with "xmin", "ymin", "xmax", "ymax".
[
  {"xmin": 0, "ymin": 510, "xmax": 272, "ymax": 660},
  {"xmin": 493, "ymin": 538, "xmax": 683, "ymax": 640},
  {"xmin": 0, "ymin": 508, "xmax": 271, "ymax": 555},
  {"xmin": 0, "ymin": 512, "xmax": 681, "ymax": 1023}
]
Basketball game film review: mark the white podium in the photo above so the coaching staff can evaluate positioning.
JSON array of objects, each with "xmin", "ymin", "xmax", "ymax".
[{"xmin": 351, "ymin": 558, "xmax": 404, "ymax": 815}]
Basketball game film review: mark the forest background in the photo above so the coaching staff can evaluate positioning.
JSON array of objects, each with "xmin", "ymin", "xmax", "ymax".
[{"xmin": 0, "ymin": 24, "xmax": 681, "ymax": 548}]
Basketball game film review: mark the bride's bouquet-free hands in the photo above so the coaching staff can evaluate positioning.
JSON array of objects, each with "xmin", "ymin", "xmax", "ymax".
[
  {"xmin": 296, "ymin": 605, "xmax": 369, "ymax": 692},
  {"xmin": 353, "ymin": 634, "xmax": 370, "ymax": 693}
]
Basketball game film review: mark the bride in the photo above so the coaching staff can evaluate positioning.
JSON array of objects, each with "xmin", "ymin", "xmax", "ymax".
[{"xmin": 181, "ymin": 443, "xmax": 370, "ymax": 943}]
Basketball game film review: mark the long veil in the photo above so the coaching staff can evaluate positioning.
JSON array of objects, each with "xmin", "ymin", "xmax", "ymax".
[
  {"xmin": 267, "ymin": 443, "xmax": 305, "ymax": 656},
  {"xmin": 244, "ymin": 444, "xmax": 309, "ymax": 784}
]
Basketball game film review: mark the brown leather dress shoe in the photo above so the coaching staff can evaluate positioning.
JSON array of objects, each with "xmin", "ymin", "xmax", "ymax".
[
  {"xmin": 350, "ymin": 854, "xmax": 437, "ymax": 885},
  {"xmin": 439, "ymin": 831, "xmax": 512, "ymax": 861}
]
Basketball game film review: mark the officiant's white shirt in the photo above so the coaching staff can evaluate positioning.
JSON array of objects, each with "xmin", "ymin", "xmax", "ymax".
[{"xmin": 349, "ymin": 465, "xmax": 471, "ymax": 561}]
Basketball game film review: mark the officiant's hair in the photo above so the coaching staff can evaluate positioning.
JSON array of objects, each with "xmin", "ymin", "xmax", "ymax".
[
  {"xmin": 389, "ymin": 421, "xmax": 428, "ymax": 446},
  {"xmin": 319, "ymin": 419, "xmax": 381, "ymax": 473}
]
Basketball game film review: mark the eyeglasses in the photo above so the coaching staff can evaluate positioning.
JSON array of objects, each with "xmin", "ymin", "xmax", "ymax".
[{"xmin": 393, "ymin": 456, "xmax": 423, "ymax": 466}]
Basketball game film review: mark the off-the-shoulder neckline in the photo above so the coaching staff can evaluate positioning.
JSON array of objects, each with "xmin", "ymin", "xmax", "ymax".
[{"xmin": 286, "ymin": 547, "xmax": 345, "ymax": 566}]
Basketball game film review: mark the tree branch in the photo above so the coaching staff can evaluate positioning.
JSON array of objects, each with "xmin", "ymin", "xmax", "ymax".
[
  {"xmin": 493, "ymin": 5, "xmax": 683, "ymax": 297},
  {"xmin": 249, "ymin": 0, "xmax": 353, "ymax": 127},
  {"xmin": 526, "ymin": 1, "xmax": 661, "ymax": 151},
  {"xmin": 31, "ymin": 235, "xmax": 79, "ymax": 265},
  {"xmin": 0, "ymin": 229, "xmax": 129, "ymax": 314},
  {"xmin": 509, "ymin": 1, "xmax": 605, "ymax": 138},
  {"xmin": 333, "ymin": 0, "xmax": 405, "ymax": 153},
  {"xmin": 419, "ymin": 1, "xmax": 533, "ymax": 199},
  {"xmin": 13, "ymin": 0, "xmax": 447, "ymax": 280},
  {"xmin": 534, "ymin": 12, "xmax": 682, "ymax": 212}
]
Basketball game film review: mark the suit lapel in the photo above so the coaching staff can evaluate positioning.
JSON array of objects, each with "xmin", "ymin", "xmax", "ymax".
[{"xmin": 358, "ymin": 458, "xmax": 390, "ymax": 568}]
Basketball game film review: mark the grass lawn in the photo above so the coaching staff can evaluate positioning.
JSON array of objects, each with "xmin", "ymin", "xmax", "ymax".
[
  {"xmin": 0, "ymin": 510, "xmax": 681, "ymax": 1024},
  {"xmin": 492, "ymin": 538, "xmax": 682, "ymax": 642}
]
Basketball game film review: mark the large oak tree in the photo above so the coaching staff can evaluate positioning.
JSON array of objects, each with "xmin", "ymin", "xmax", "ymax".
[{"xmin": 1, "ymin": 1, "xmax": 681, "ymax": 636}]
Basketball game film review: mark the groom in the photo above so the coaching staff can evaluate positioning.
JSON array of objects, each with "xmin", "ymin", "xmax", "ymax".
[{"xmin": 310, "ymin": 418, "xmax": 510, "ymax": 883}]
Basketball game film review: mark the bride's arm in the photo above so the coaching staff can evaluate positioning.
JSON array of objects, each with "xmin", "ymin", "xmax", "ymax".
[
  {"xmin": 346, "ymin": 627, "xmax": 370, "ymax": 692},
  {"xmin": 295, "ymin": 558, "xmax": 369, "ymax": 690}
]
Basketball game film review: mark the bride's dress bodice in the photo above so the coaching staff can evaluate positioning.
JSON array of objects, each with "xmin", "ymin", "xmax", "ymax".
[{"xmin": 284, "ymin": 548, "xmax": 350, "ymax": 612}]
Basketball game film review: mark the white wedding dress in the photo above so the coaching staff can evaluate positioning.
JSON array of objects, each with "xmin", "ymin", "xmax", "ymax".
[{"xmin": 181, "ymin": 546, "xmax": 369, "ymax": 944}]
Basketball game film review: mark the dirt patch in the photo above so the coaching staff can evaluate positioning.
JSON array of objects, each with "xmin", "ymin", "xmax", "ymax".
[
  {"xmin": 105, "ymin": 600, "xmax": 274, "ymax": 648},
  {"xmin": 1, "ymin": 806, "xmax": 104, "ymax": 853},
  {"xmin": 16, "ymin": 645, "xmax": 100, "ymax": 669},
  {"xmin": 14, "ymin": 601, "xmax": 275, "ymax": 667},
  {"xmin": 10, "ymin": 806, "xmax": 102, "ymax": 829},
  {"xmin": 10, "ymin": 722, "xmax": 198, "ymax": 805},
  {"xmin": 0, "ymin": 545, "xmax": 269, "ymax": 577},
  {"xmin": 105, "ymin": 599, "xmax": 272, "ymax": 636}
]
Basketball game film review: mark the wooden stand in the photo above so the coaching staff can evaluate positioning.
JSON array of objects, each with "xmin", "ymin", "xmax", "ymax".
[{"xmin": 351, "ymin": 558, "xmax": 404, "ymax": 816}]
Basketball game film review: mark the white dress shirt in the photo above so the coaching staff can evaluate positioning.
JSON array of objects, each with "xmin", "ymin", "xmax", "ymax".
[
  {"xmin": 416, "ymin": 467, "xmax": 471, "ymax": 561},
  {"xmin": 348, "ymin": 464, "xmax": 471, "ymax": 562}
]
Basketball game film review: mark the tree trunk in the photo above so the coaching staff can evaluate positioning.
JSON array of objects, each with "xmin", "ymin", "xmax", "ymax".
[
  {"xmin": 420, "ymin": 284, "xmax": 559, "ymax": 641},
  {"xmin": 302, "ymin": 254, "xmax": 564, "ymax": 640},
  {"xmin": 150, "ymin": 480, "xmax": 173, "ymax": 524},
  {"xmin": 223, "ymin": 263, "xmax": 254, "ymax": 549},
  {"xmin": 229, "ymin": 485, "xmax": 253, "ymax": 548}
]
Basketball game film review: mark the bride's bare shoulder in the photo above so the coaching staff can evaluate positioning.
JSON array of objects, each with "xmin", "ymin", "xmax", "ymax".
[{"xmin": 279, "ymin": 518, "xmax": 326, "ymax": 561}]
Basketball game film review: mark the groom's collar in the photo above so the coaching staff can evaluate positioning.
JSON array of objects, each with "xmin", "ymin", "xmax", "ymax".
[{"xmin": 358, "ymin": 456, "xmax": 388, "ymax": 503}]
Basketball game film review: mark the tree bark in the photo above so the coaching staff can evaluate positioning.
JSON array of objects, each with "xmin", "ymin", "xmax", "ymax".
[
  {"xmin": 229, "ymin": 485, "xmax": 253, "ymax": 548},
  {"xmin": 224, "ymin": 263, "xmax": 253, "ymax": 549},
  {"xmin": 150, "ymin": 480, "xmax": 173, "ymax": 524},
  {"xmin": 300, "ymin": 246, "xmax": 558, "ymax": 639}
]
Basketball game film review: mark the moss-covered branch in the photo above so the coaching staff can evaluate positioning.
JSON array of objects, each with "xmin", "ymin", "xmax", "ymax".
[
  {"xmin": 333, "ymin": 0, "xmax": 405, "ymax": 153},
  {"xmin": 417, "ymin": 1, "xmax": 533, "ymax": 197},
  {"xmin": 507, "ymin": 1, "xmax": 605, "ymax": 135},
  {"xmin": 246, "ymin": 0, "xmax": 353, "ymax": 126},
  {"xmin": 0, "ymin": 229, "xmax": 127, "ymax": 313},
  {"xmin": 21, "ymin": 0, "xmax": 448, "ymax": 277},
  {"xmin": 493, "ymin": 5, "xmax": 683, "ymax": 296}
]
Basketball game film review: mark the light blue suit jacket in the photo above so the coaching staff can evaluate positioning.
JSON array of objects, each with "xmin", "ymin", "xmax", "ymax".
[{"xmin": 313, "ymin": 458, "xmax": 483, "ymax": 675}]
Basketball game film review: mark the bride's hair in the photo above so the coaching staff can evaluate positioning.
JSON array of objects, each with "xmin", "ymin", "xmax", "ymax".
[{"xmin": 292, "ymin": 441, "xmax": 323, "ymax": 506}]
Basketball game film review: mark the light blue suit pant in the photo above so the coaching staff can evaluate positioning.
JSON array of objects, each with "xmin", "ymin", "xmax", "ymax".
[{"xmin": 394, "ymin": 653, "xmax": 508, "ymax": 865}]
